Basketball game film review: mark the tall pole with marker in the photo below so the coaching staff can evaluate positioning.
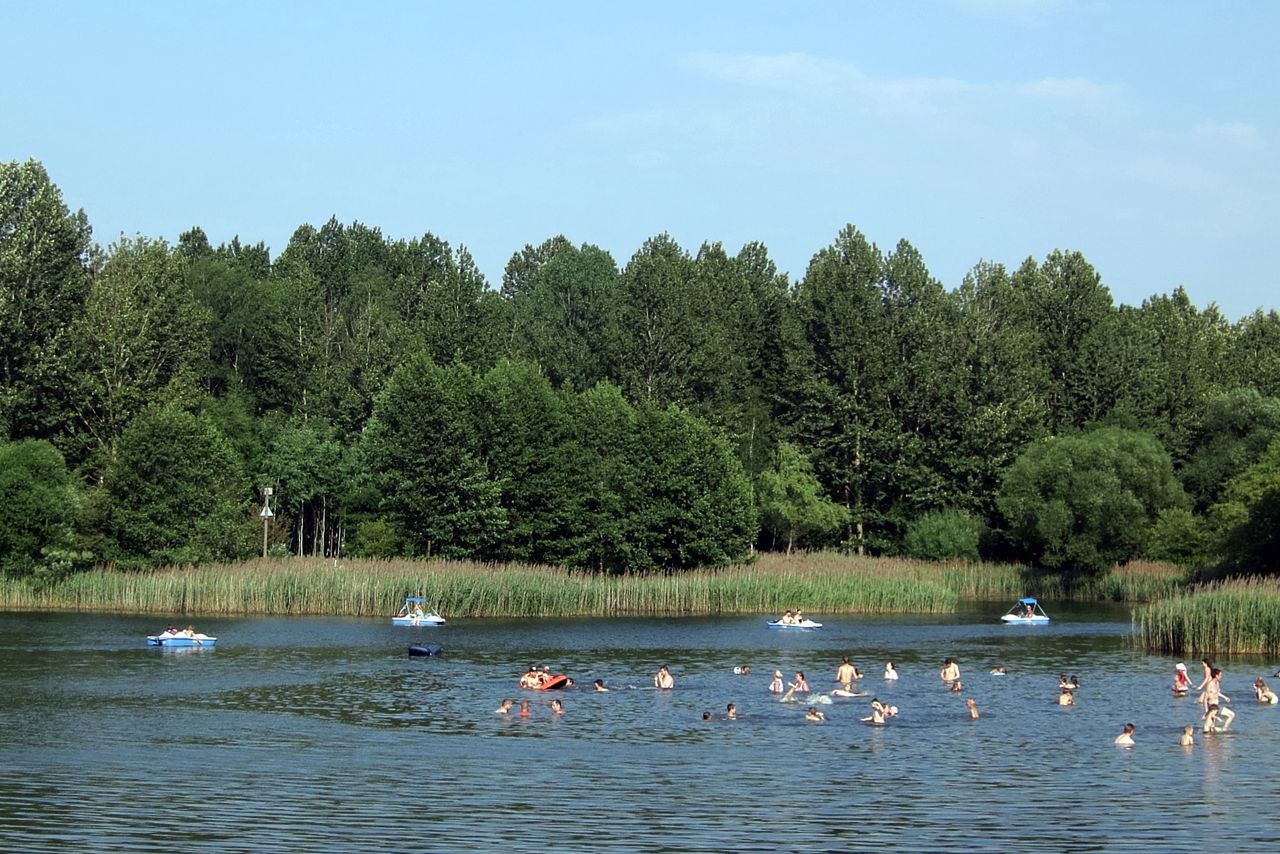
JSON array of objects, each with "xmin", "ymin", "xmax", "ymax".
[{"xmin": 260, "ymin": 486, "xmax": 274, "ymax": 558}]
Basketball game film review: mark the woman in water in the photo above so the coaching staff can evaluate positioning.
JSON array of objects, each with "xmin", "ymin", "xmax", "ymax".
[
  {"xmin": 884, "ymin": 662, "xmax": 899, "ymax": 680},
  {"xmin": 1114, "ymin": 722, "xmax": 1135, "ymax": 746},
  {"xmin": 805, "ymin": 706, "xmax": 826, "ymax": 722},
  {"xmin": 550, "ymin": 699, "xmax": 564, "ymax": 715},
  {"xmin": 654, "ymin": 665, "xmax": 675, "ymax": 690},
  {"xmin": 940, "ymin": 659, "xmax": 960, "ymax": 684},
  {"xmin": 863, "ymin": 699, "xmax": 886, "ymax": 725},
  {"xmin": 593, "ymin": 679, "xmax": 609, "ymax": 692},
  {"xmin": 1195, "ymin": 658, "xmax": 1214, "ymax": 692},
  {"xmin": 726, "ymin": 703, "xmax": 737, "ymax": 719},
  {"xmin": 782, "ymin": 671, "xmax": 810, "ymax": 702},
  {"xmin": 1057, "ymin": 687, "xmax": 1075, "ymax": 706},
  {"xmin": 495, "ymin": 699, "xmax": 514, "ymax": 714},
  {"xmin": 769, "ymin": 670, "xmax": 784, "ymax": 694}
]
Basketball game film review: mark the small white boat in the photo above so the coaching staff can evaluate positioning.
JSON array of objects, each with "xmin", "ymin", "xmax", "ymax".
[
  {"xmin": 766, "ymin": 618, "xmax": 823, "ymax": 629},
  {"xmin": 147, "ymin": 628, "xmax": 217, "ymax": 647},
  {"xmin": 392, "ymin": 597, "xmax": 445, "ymax": 626},
  {"xmin": 1001, "ymin": 597, "xmax": 1051, "ymax": 624}
]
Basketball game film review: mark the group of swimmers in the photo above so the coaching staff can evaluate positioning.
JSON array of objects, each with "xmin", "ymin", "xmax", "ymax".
[{"xmin": 499, "ymin": 652, "xmax": 1277, "ymax": 740}]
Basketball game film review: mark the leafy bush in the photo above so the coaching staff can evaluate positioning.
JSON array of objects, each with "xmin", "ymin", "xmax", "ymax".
[{"xmin": 902, "ymin": 509, "xmax": 985, "ymax": 562}]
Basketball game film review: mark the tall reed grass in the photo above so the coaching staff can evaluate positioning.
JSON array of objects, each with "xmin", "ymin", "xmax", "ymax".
[
  {"xmin": 1136, "ymin": 576, "xmax": 1280, "ymax": 655},
  {"xmin": 0, "ymin": 553, "xmax": 1186, "ymax": 619},
  {"xmin": 0, "ymin": 556, "xmax": 958, "ymax": 618}
]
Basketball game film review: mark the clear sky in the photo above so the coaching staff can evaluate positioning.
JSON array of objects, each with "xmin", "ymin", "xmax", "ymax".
[{"xmin": 3, "ymin": 1, "xmax": 1275, "ymax": 318}]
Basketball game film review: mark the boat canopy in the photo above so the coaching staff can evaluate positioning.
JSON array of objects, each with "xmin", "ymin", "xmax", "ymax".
[
  {"xmin": 1018, "ymin": 597, "xmax": 1039, "ymax": 605},
  {"xmin": 404, "ymin": 596, "xmax": 426, "ymax": 603}
]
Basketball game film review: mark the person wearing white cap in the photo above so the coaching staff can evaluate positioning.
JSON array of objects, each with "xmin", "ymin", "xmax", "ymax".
[{"xmin": 1172, "ymin": 662, "xmax": 1192, "ymax": 696}]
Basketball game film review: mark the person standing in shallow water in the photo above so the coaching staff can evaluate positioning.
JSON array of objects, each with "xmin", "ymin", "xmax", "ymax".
[
  {"xmin": 654, "ymin": 665, "xmax": 674, "ymax": 690},
  {"xmin": 940, "ymin": 659, "xmax": 960, "ymax": 684},
  {"xmin": 1114, "ymin": 722, "xmax": 1135, "ymax": 746}
]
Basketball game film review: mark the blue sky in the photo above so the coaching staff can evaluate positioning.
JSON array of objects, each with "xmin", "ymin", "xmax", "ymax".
[{"xmin": 4, "ymin": 1, "xmax": 1275, "ymax": 318}]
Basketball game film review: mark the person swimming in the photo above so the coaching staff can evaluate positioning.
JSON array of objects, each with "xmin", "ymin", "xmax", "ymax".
[
  {"xmin": 495, "ymin": 699, "xmax": 514, "ymax": 714},
  {"xmin": 884, "ymin": 661, "xmax": 899, "ymax": 680},
  {"xmin": 1114, "ymin": 722, "xmax": 1135, "ymax": 747},
  {"xmin": 1180, "ymin": 725, "xmax": 1194, "ymax": 747},
  {"xmin": 965, "ymin": 698, "xmax": 979, "ymax": 719},
  {"xmin": 769, "ymin": 670, "xmax": 784, "ymax": 694},
  {"xmin": 593, "ymin": 679, "xmax": 609, "ymax": 692},
  {"xmin": 1058, "ymin": 687, "xmax": 1074, "ymax": 706},
  {"xmin": 726, "ymin": 703, "xmax": 737, "ymax": 719},
  {"xmin": 550, "ymin": 699, "xmax": 564, "ymax": 715},
  {"xmin": 805, "ymin": 706, "xmax": 826, "ymax": 722},
  {"xmin": 518, "ymin": 700, "xmax": 532, "ymax": 718}
]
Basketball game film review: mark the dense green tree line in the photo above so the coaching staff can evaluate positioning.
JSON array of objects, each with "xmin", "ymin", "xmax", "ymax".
[{"xmin": 3, "ymin": 158, "xmax": 1279, "ymax": 578}]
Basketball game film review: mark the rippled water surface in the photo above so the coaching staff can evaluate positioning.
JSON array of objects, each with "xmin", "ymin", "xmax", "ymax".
[{"xmin": 2, "ymin": 605, "xmax": 1278, "ymax": 852}]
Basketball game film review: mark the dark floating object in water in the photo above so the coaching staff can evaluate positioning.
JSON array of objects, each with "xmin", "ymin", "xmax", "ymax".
[{"xmin": 408, "ymin": 644, "xmax": 443, "ymax": 657}]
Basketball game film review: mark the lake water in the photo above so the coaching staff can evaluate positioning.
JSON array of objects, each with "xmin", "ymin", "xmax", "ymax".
[{"xmin": 1, "ymin": 605, "xmax": 1277, "ymax": 852}]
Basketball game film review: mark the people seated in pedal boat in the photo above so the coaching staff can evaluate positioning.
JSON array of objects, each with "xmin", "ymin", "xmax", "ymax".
[
  {"xmin": 519, "ymin": 666, "xmax": 541, "ymax": 689},
  {"xmin": 1254, "ymin": 677, "xmax": 1278, "ymax": 704},
  {"xmin": 779, "ymin": 610, "xmax": 796, "ymax": 625}
]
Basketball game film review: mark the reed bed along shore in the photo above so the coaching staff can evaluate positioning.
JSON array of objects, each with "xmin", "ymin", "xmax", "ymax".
[
  {"xmin": 0, "ymin": 556, "xmax": 961, "ymax": 618},
  {"xmin": 1136, "ymin": 576, "xmax": 1280, "ymax": 656},
  {"xmin": 0, "ymin": 553, "xmax": 1185, "ymax": 619}
]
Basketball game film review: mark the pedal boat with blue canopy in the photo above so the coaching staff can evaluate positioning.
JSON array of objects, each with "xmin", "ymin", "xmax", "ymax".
[
  {"xmin": 1001, "ymin": 597, "xmax": 1051, "ymax": 624},
  {"xmin": 392, "ymin": 597, "xmax": 446, "ymax": 626}
]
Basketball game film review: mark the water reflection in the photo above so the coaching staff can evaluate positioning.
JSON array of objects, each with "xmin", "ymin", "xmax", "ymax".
[{"xmin": 1, "ymin": 608, "xmax": 1277, "ymax": 851}]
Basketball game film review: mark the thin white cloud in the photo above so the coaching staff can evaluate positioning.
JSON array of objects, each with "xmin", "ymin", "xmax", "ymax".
[{"xmin": 1195, "ymin": 120, "xmax": 1265, "ymax": 152}]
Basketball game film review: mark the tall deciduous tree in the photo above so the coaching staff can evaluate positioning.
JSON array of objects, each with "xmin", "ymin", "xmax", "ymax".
[
  {"xmin": 70, "ymin": 238, "xmax": 212, "ymax": 468},
  {"xmin": 757, "ymin": 442, "xmax": 849, "ymax": 555},
  {"xmin": 0, "ymin": 160, "xmax": 92, "ymax": 442},
  {"xmin": 102, "ymin": 405, "xmax": 249, "ymax": 566},
  {"xmin": 783, "ymin": 225, "xmax": 892, "ymax": 552},
  {"xmin": 364, "ymin": 355, "xmax": 506, "ymax": 558},
  {"xmin": 0, "ymin": 439, "xmax": 81, "ymax": 577},
  {"xmin": 997, "ymin": 427, "xmax": 1188, "ymax": 574}
]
